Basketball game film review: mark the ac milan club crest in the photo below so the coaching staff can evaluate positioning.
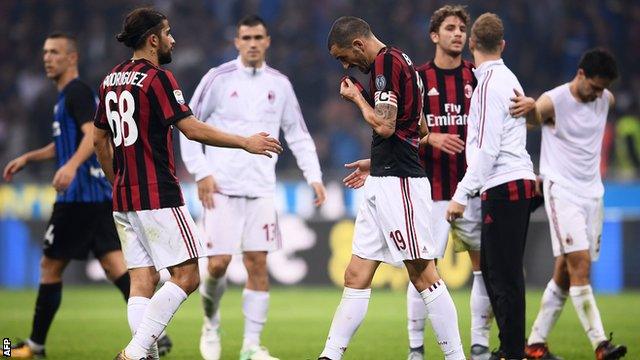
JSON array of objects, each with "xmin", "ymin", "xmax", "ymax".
[
  {"xmin": 268, "ymin": 90, "xmax": 275, "ymax": 104},
  {"xmin": 464, "ymin": 83, "xmax": 473, "ymax": 99}
]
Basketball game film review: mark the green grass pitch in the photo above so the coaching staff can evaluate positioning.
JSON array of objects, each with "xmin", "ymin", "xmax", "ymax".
[{"xmin": 1, "ymin": 286, "xmax": 638, "ymax": 359}]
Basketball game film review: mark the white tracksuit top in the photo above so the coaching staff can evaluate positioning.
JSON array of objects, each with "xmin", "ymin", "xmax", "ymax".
[
  {"xmin": 452, "ymin": 59, "xmax": 535, "ymax": 205},
  {"xmin": 179, "ymin": 57, "xmax": 322, "ymax": 197}
]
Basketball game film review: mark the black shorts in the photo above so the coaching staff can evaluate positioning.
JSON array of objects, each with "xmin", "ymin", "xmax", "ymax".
[{"xmin": 43, "ymin": 202, "xmax": 121, "ymax": 260}]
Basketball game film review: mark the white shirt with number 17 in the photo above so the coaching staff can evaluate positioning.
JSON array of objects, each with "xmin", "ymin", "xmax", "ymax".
[{"xmin": 179, "ymin": 57, "xmax": 323, "ymax": 198}]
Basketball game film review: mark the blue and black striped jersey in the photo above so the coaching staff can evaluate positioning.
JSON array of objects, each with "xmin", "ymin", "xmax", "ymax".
[{"xmin": 53, "ymin": 78, "xmax": 111, "ymax": 203}]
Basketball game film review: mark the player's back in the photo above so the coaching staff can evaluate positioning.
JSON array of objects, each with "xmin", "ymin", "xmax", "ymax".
[
  {"xmin": 95, "ymin": 58, "xmax": 192, "ymax": 211},
  {"xmin": 417, "ymin": 60, "xmax": 475, "ymax": 200}
]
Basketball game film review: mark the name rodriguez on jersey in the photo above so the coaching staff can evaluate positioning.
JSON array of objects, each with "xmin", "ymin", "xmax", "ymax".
[{"xmin": 102, "ymin": 71, "xmax": 148, "ymax": 89}]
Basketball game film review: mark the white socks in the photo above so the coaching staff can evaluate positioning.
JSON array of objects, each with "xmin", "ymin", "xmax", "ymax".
[
  {"xmin": 528, "ymin": 280, "xmax": 568, "ymax": 345},
  {"xmin": 406, "ymin": 282, "xmax": 426, "ymax": 349},
  {"xmin": 127, "ymin": 296, "xmax": 149, "ymax": 335},
  {"xmin": 470, "ymin": 271, "xmax": 493, "ymax": 347},
  {"xmin": 569, "ymin": 285, "xmax": 607, "ymax": 349},
  {"xmin": 321, "ymin": 282, "xmax": 463, "ymax": 360},
  {"xmin": 421, "ymin": 280, "xmax": 465, "ymax": 360},
  {"xmin": 127, "ymin": 296, "xmax": 159, "ymax": 359},
  {"xmin": 408, "ymin": 273, "xmax": 491, "ymax": 352},
  {"xmin": 242, "ymin": 288, "xmax": 270, "ymax": 349},
  {"xmin": 201, "ymin": 274, "xmax": 227, "ymax": 329},
  {"xmin": 124, "ymin": 281, "xmax": 188, "ymax": 358},
  {"xmin": 320, "ymin": 287, "xmax": 371, "ymax": 360}
]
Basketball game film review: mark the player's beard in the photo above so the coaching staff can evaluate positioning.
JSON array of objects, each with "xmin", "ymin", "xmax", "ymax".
[
  {"xmin": 443, "ymin": 42, "xmax": 464, "ymax": 58},
  {"xmin": 356, "ymin": 57, "xmax": 371, "ymax": 74},
  {"xmin": 158, "ymin": 49, "xmax": 172, "ymax": 65}
]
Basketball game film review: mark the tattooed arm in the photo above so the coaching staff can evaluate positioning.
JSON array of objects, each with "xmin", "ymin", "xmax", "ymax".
[
  {"xmin": 340, "ymin": 78, "xmax": 397, "ymax": 138},
  {"xmin": 366, "ymin": 102, "xmax": 397, "ymax": 138}
]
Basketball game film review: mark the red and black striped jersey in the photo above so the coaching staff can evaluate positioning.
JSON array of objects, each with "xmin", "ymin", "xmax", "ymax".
[
  {"xmin": 368, "ymin": 47, "xmax": 425, "ymax": 178},
  {"xmin": 417, "ymin": 60, "xmax": 476, "ymax": 200},
  {"xmin": 94, "ymin": 58, "xmax": 192, "ymax": 211}
]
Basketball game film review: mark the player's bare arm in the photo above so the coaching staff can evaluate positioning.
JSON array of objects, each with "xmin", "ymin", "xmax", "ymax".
[
  {"xmin": 341, "ymin": 78, "xmax": 397, "ymax": 138},
  {"xmin": 372, "ymin": 102, "xmax": 397, "ymax": 135},
  {"xmin": 3, "ymin": 142, "xmax": 55, "ymax": 182},
  {"xmin": 510, "ymin": 91, "xmax": 555, "ymax": 126},
  {"xmin": 177, "ymin": 115, "xmax": 283, "ymax": 157},
  {"xmin": 93, "ymin": 126, "xmax": 115, "ymax": 184},
  {"xmin": 52, "ymin": 122, "xmax": 95, "ymax": 191}
]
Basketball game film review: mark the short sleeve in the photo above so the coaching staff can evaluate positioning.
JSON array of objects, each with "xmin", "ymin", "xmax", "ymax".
[
  {"xmin": 148, "ymin": 70, "xmax": 193, "ymax": 126},
  {"xmin": 93, "ymin": 84, "xmax": 110, "ymax": 130},
  {"xmin": 66, "ymin": 81, "xmax": 97, "ymax": 127},
  {"xmin": 372, "ymin": 53, "xmax": 402, "ymax": 108}
]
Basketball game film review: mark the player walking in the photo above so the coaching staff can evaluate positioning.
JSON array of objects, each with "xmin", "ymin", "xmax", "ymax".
[
  {"xmin": 92, "ymin": 8, "xmax": 282, "ymax": 360},
  {"xmin": 511, "ymin": 48, "xmax": 627, "ymax": 360},
  {"xmin": 4, "ymin": 32, "xmax": 130, "ymax": 359},
  {"xmin": 319, "ymin": 16, "xmax": 465, "ymax": 360}
]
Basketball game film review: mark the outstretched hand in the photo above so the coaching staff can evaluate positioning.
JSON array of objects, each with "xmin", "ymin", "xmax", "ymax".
[
  {"xmin": 244, "ymin": 132, "xmax": 283, "ymax": 158},
  {"xmin": 342, "ymin": 158, "xmax": 371, "ymax": 189}
]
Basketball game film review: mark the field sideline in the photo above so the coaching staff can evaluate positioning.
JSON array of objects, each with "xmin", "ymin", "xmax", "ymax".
[{"xmin": 1, "ymin": 286, "xmax": 638, "ymax": 359}]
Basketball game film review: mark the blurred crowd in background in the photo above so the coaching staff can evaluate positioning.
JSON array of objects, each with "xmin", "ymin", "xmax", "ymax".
[{"xmin": 1, "ymin": 0, "xmax": 639, "ymax": 184}]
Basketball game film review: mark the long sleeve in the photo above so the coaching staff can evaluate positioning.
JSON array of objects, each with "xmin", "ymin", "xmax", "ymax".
[
  {"xmin": 281, "ymin": 81, "xmax": 323, "ymax": 184},
  {"xmin": 452, "ymin": 86, "xmax": 504, "ymax": 205},
  {"xmin": 179, "ymin": 69, "xmax": 218, "ymax": 182}
]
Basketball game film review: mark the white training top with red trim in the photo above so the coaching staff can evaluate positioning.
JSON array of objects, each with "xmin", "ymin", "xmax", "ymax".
[
  {"xmin": 452, "ymin": 59, "xmax": 535, "ymax": 205},
  {"xmin": 179, "ymin": 57, "xmax": 323, "ymax": 197}
]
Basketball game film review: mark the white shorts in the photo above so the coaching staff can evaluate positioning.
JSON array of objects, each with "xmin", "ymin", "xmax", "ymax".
[
  {"xmin": 201, "ymin": 194, "xmax": 281, "ymax": 256},
  {"xmin": 431, "ymin": 197, "xmax": 482, "ymax": 258},
  {"xmin": 543, "ymin": 180, "xmax": 603, "ymax": 260},
  {"xmin": 352, "ymin": 176, "xmax": 435, "ymax": 263},
  {"xmin": 113, "ymin": 206, "xmax": 204, "ymax": 270}
]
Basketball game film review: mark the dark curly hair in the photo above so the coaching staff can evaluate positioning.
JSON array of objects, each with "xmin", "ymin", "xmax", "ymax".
[{"xmin": 116, "ymin": 7, "xmax": 166, "ymax": 49}]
